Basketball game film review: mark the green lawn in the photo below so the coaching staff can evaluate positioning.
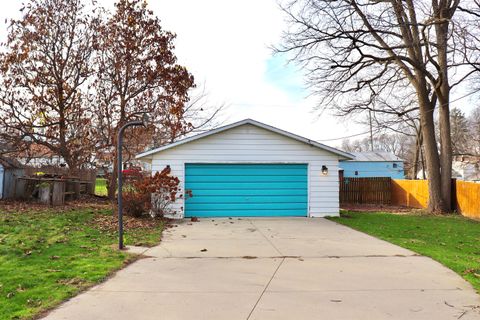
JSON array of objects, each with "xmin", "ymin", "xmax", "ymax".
[
  {"xmin": 95, "ymin": 178, "xmax": 108, "ymax": 196},
  {"xmin": 0, "ymin": 208, "xmax": 163, "ymax": 320},
  {"xmin": 329, "ymin": 211, "xmax": 480, "ymax": 292}
]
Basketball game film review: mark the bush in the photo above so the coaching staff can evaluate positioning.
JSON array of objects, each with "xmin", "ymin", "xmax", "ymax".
[{"xmin": 123, "ymin": 166, "xmax": 186, "ymax": 218}]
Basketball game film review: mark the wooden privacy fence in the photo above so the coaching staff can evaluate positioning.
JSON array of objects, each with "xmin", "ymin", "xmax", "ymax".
[
  {"xmin": 391, "ymin": 179, "xmax": 429, "ymax": 208},
  {"xmin": 340, "ymin": 177, "xmax": 480, "ymax": 219},
  {"xmin": 455, "ymin": 181, "xmax": 480, "ymax": 219},
  {"xmin": 391, "ymin": 179, "xmax": 480, "ymax": 219},
  {"xmin": 340, "ymin": 177, "xmax": 391, "ymax": 205}
]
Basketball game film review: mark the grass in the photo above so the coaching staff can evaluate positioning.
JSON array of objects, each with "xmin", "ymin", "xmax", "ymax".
[
  {"xmin": 0, "ymin": 207, "xmax": 163, "ymax": 320},
  {"xmin": 95, "ymin": 178, "xmax": 108, "ymax": 196},
  {"xmin": 329, "ymin": 211, "xmax": 480, "ymax": 292}
]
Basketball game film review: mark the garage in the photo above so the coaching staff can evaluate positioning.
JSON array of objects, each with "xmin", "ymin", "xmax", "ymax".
[
  {"xmin": 184, "ymin": 163, "xmax": 308, "ymax": 217},
  {"xmin": 136, "ymin": 119, "xmax": 353, "ymax": 218}
]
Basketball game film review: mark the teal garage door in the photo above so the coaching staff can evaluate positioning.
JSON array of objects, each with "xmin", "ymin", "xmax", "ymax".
[{"xmin": 185, "ymin": 164, "xmax": 308, "ymax": 217}]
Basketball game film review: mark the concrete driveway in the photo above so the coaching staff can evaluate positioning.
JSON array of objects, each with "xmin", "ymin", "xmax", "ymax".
[{"xmin": 44, "ymin": 218, "xmax": 480, "ymax": 320}]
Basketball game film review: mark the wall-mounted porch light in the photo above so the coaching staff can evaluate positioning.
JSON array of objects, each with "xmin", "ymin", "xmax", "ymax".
[{"xmin": 321, "ymin": 165, "xmax": 329, "ymax": 176}]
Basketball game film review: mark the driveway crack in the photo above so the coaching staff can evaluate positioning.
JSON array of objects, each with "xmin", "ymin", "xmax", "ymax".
[
  {"xmin": 246, "ymin": 257, "xmax": 285, "ymax": 320},
  {"xmin": 249, "ymin": 219, "xmax": 283, "ymax": 256}
]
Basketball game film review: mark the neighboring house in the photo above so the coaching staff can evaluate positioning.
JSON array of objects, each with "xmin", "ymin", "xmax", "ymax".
[
  {"xmin": 452, "ymin": 156, "xmax": 480, "ymax": 181},
  {"xmin": 339, "ymin": 151, "xmax": 404, "ymax": 179},
  {"xmin": 137, "ymin": 119, "xmax": 353, "ymax": 218},
  {"xmin": 416, "ymin": 156, "xmax": 480, "ymax": 181},
  {"xmin": 17, "ymin": 144, "xmax": 64, "ymax": 167},
  {"xmin": 0, "ymin": 156, "xmax": 24, "ymax": 200}
]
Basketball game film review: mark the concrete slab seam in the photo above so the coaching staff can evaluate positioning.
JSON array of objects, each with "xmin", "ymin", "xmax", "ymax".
[
  {"xmin": 246, "ymin": 257, "xmax": 285, "ymax": 320},
  {"xmin": 248, "ymin": 219, "xmax": 283, "ymax": 256}
]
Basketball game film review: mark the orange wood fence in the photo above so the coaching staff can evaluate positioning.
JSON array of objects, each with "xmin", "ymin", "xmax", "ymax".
[
  {"xmin": 391, "ymin": 179, "xmax": 429, "ymax": 209},
  {"xmin": 455, "ymin": 180, "xmax": 480, "ymax": 219},
  {"xmin": 391, "ymin": 179, "xmax": 480, "ymax": 219}
]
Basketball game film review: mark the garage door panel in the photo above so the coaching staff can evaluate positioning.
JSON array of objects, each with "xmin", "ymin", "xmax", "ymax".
[
  {"xmin": 185, "ymin": 175, "xmax": 307, "ymax": 183},
  {"xmin": 186, "ymin": 163, "xmax": 307, "ymax": 170},
  {"xmin": 186, "ymin": 209, "xmax": 308, "ymax": 217},
  {"xmin": 187, "ymin": 195, "xmax": 308, "ymax": 204},
  {"xmin": 190, "ymin": 189, "xmax": 307, "ymax": 196},
  {"xmin": 186, "ymin": 181, "xmax": 308, "ymax": 190},
  {"xmin": 187, "ymin": 202, "xmax": 307, "ymax": 211},
  {"xmin": 185, "ymin": 164, "xmax": 308, "ymax": 217},
  {"xmin": 186, "ymin": 167, "xmax": 307, "ymax": 176}
]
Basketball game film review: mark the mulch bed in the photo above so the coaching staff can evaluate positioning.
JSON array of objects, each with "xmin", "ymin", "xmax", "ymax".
[
  {"xmin": 341, "ymin": 203, "xmax": 425, "ymax": 214},
  {"xmin": 0, "ymin": 195, "xmax": 111, "ymax": 214},
  {"xmin": 93, "ymin": 213, "xmax": 164, "ymax": 231},
  {"xmin": 0, "ymin": 196, "xmax": 171, "ymax": 231}
]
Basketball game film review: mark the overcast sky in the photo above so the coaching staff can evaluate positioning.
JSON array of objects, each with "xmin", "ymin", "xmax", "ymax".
[{"xmin": 1, "ymin": 1, "xmax": 476, "ymax": 147}]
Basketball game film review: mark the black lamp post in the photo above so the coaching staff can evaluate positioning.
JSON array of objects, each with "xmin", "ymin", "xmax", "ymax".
[{"xmin": 117, "ymin": 113, "xmax": 149, "ymax": 250}]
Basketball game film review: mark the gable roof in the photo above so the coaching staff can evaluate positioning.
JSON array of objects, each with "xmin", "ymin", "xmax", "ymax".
[
  {"xmin": 136, "ymin": 118, "xmax": 354, "ymax": 160},
  {"xmin": 348, "ymin": 151, "xmax": 403, "ymax": 162}
]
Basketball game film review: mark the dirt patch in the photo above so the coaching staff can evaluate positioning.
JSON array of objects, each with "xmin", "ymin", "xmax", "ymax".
[
  {"xmin": 0, "ymin": 197, "xmax": 174, "ymax": 231},
  {"xmin": 0, "ymin": 195, "xmax": 111, "ymax": 214},
  {"xmin": 93, "ymin": 214, "xmax": 165, "ymax": 231},
  {"xmin": 341, "ymin": 204, "xmax": 425, "ymax": 214}
]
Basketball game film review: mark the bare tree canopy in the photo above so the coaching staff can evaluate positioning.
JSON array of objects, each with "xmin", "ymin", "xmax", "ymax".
[
  {"xmin": 449, "ymin": 108, "xmax": 469, "ymax": 155},
  {"xmin": 277, "ymin": 0, "xmax": 480, "ymax": 213},
  {"xmin": 470, "ymin": 105, "xmax": 480, "ymax": 154}
]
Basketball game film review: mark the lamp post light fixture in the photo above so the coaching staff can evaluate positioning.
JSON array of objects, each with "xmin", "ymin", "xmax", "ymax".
[{"xmin": 117, "ymin": 113, "xmax": 149, "ymax": 250}]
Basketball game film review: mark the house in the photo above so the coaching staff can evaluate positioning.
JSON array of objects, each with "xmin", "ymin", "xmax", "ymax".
[
  {"xmin": 17, "ymin": 144, "xmax": 64, "ymax": 167},
  {"xmin": 416, "ymin": 156, "xmax": 480, "ymax": 181},
  {"xmin": 0, "ymin": 156, "xmax": 24, "ymax": 200},
  {"xmin": 452, "ymin": 156, "xmax": 480, "ymax": 181},
  {"xmin": 339, "ymin": 151, "xmax": 404, "ymax": 179},
  {"xmin": 136, "ymin": 119, "xmax": 353, "ymax": 218}
]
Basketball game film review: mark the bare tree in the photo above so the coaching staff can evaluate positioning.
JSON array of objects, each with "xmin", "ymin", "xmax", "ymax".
[
  {"xmin": 470, "ymin": 106, "xmax": 480, "ymax": 155},
  {"xmin": 0, "ymin": 0, "xmax": 99, "ymax": 171},
  {"xmin": 449, "ymin": 108, "xmax": 469, "ymax": 155},
  {"xmin": 277, "ymin": 0, "xmax": 480, "ymax": 213},
  {"xmin": 150, "ymin": 85, "xmax": 225, "ymax": 147}
]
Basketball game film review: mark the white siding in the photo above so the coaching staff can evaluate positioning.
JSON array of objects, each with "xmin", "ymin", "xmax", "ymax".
[
  {"xmin": 148, "ymin": 124, "xmax": 341, "ymax": 218},
  {"xmin": 0, "ymin": 164, "xmax": 3, "ymax": 200}
]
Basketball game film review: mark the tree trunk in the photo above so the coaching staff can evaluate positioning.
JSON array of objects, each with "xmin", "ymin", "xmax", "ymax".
[
  {"xmin": 417, "ymin": 87, "xmax": 446, "ymax": 213},
  {"xmin": 420, "ymin": 146, "xmax": 426, "ymax": 180},
  {"xmin": 438, "ymin": 100, "xmax": 452, "ymax": 211},
  {"xmin": 107, "ymin": 152, "xmax": 118, "ymax": 200},
  {"xmin": 108, "ymin": 123, "xmax": 123, "ymax": 200},
  {"xmin": 64, "ymin": 156, "xmax": 80, "ymax": 177},
  {"xmin": 435, "ymin": 20, "xmax": 453, "ymax": 212},
  {"xmin": 412, "ymin": 125, "xmax": 422, "ymax": 179}
]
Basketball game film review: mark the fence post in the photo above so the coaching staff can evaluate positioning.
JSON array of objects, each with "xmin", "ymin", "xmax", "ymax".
[{"xmin": 451, "ymin": 178, "xmax": 457, "ymax": 212}]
